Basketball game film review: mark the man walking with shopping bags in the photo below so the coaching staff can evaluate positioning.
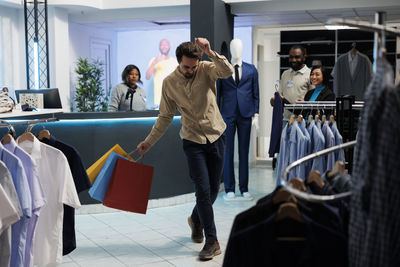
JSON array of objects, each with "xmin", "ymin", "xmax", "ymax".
[{"xmin": 137, "ymin": 37, "xmax": 233, "ymax": 260}]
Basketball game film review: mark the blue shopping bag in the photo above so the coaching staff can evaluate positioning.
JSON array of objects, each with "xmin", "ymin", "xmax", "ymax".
[{"xmin": 88, "ymin": 151, "xmax": 127, "ymax": 202}]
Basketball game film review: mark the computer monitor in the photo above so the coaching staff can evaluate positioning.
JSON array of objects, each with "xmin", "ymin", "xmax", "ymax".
[{"xmin": 15, "ymin": 88, "xmax": 62, "ymax": 109}]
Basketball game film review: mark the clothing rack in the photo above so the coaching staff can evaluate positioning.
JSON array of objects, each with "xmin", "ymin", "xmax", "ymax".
[
  {"xmin": 277, "ymin": 13, "xmax": 397, "ymax": 202},
  {"xmin": 327, "ymin": 18, "xmax": 400, "ymax": 37},
  {"xmin": 0, "ymin": 117, "xmax": 59, "ymax": 136},
  {"xmin": 281, "ymin": 140, "xmax": 356, "ymax": 202},
  {"xmin": 284, "ymin": 101, "xmax": 364, "ymax": 110}
]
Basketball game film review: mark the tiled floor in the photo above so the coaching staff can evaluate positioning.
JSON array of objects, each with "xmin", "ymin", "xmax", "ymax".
[{"xmin": 62, "ymin": 165, "xmax": 276, "ymax": 267}]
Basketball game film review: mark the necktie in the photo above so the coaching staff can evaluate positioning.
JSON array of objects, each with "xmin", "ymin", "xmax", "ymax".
[{"xmin": 234, "ymin": 64, "xmax": 240, "ymax": 85}]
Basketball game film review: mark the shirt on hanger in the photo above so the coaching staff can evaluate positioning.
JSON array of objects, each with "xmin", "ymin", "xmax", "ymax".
[
  {"xmin": 0, "ymin": 183, "xmax": 20, "ymax": 235},
  {"xmin": 0, "ymin": 143, "xmax": 32, "ymax": 267},
  {"xmin": 40, "ymin": 135, "xmax": 91, "ymax": 255},
  {"xmin": 299, "ymin": 120, "xmax": 311, "ymax": 175},
  {"xmin": 268, "ymin": 92, "xmax": 283, "ymax": 157},
  {"xmin": 289, "ymin": 121, "xmax": 308, "ymax": 180},
  {"xmin": 307, "ymin": 120, "xmax": 326, "ymax": 174},
  {"xmin": 349, "ymin": 59, "xmax": 400, "ymax": 267},
  {"xmin": 224, "ymin": 212, "xmax": 347, "ymax": 267},
  {"xmin": 4, "ymin": 138, "xmax": 45, "ymax": 267},
  {"xmin": 0, "ymin": 160, "xmax": 21, "ymax": 267},
  {"xmin": 321, "ymin": 121, "xmax": 336, "ymax": 171},
  {"xmin": 18, "ymin": 137, "xmax": 81, "ymax": 267},
  {"xmin": 330, "ymin": 122, "xmax": 345, "ymax": 163}
]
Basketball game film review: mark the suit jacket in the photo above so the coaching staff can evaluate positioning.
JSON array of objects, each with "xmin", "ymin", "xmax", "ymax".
[
  {"xmin": 333, "ymin": 51, "xmax": 372, "ymax": 100},
  {"xmin": 217, "ymin": 62, "xmax": 259, "ymax": 118}
]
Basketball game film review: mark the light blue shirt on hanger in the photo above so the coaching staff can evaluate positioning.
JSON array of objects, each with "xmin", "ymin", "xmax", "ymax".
[{"xmin": 307, "ymin": 120, "xmax": 326, "ymax": 174}]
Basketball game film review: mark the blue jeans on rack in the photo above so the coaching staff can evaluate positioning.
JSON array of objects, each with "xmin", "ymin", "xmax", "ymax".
[{"xmin": 182, "ymin": 135, "xmax": 226, "ymax": 242}]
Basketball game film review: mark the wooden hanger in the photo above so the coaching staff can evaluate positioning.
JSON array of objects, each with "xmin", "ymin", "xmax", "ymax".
[
  {"xmin": 38, "ymin": 129, "xmax": 51, "ymax": 140},
  {"xmin": 322, "ymin": 114, "xmax": 327, "ymax": 123},
  {"xmin": 315, "ymin": 114, "xmax": 320, "ymax": 123},
  {"xmin": 289, "ymin": 178, "xmax": 307, "ymax": 192},
  {"xmin": 1, "ymin": 134, "xmax": 13, "ymax": 145},
  {"xmin": 297, "ymin": 114, "xmax": 304, "ymax": 123},
  {"xmin": 275, "ymin": 202, "xmax": 304, "ymax": 223},
  {"xmin": 307, "ymin": 114, "xmax": 313, "ymax": 126},
  {"xmin": 329, "ymin": 115, "xmax": 335, "ymax": 125},
  {"xmin": 273, "ymin": 188, "xmax": 297, "ymax": 204},
  {"xmin": 289, "ymin": 114, "xmax": 296, "ymax": 126},
  {"xmin": 306, "ymin": 170, "xmax": 325, "ymax": 188},
  {"xmin": 17, "ymin": 132, "xmax": 35, "ymax": 143},
  {"xmin": 327, "ymin": 161, "xmax": 347, "ymax": 180}
]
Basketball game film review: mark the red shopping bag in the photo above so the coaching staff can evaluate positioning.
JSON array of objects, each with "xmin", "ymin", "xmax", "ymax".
[{"xmin": 103, "ymin": 155, "xmax": 154, "ymax": 214}]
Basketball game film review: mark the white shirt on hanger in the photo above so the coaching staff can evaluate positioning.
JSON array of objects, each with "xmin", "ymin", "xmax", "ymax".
[{"xmin": 18, "ymin": 137, "xmax": 81, "ymax": 267}]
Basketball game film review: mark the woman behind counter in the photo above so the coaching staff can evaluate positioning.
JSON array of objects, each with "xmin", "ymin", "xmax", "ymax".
[{"xmin": 109, "ymin": 65, "xmax": 147, "ymax": 111}]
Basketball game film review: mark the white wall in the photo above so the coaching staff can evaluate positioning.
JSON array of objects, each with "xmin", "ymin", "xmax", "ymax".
[
  {"xmin": 252, "ymin": 25, "xmax": 328, "ymax": 159},
  {"xmin": 47, "ymin": 7, "xmax": 71, "ymax": 111},
  {"xmin": 0, "ymin": 6, "xmax": 26, "ymax": 98},
  {"xmin": 69, "ymin": 21, "xmax": 118, "ymax": 110}
]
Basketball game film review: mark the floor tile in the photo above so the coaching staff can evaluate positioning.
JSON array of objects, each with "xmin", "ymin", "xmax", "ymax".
[
  {"xmin": 76, "ymin": 256, "xmax": 126, "ymax": 267},
  {"xmin": 63, "ymin": 165, "xmax": 275, "ymax": 267}
]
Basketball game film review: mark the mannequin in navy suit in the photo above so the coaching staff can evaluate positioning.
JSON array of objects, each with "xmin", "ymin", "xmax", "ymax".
[{"xmin": 217, "ymin": 39, "xmax": 259, "ymax": 200}]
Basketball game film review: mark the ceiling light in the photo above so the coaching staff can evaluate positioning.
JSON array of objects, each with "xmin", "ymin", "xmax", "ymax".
[{"xmin": 325, "ymin": 25, "xmax": 356, "ymax": 30}]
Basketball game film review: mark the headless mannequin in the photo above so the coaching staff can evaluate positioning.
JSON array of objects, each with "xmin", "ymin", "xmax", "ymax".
[
  {"xmin": 218, "ymin": 38, "xmax": 260, "ymax": 200},
  {"xmin": 230, "ymin": 39, "xmax": 259, "ymax": 130}
]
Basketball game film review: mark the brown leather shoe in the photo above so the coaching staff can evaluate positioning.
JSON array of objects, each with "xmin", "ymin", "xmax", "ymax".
[
  {"xmin": 199, "ymin": 240, "xmax": 221, "ymax": 261},
  {"xmin": 187, "ymin": 216, "xmax": 204, "ymax": 243}
]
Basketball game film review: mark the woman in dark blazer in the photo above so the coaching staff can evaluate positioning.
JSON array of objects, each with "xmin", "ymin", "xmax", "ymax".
[{"xmin": 295, "ymin": 65, "xmax": 335, "ymax": 117}]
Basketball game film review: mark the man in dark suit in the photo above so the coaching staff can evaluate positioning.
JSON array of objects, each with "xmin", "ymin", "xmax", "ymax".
[{"xmin": 217, "ymin": 39, "xmax": 259, "ymax": 201}]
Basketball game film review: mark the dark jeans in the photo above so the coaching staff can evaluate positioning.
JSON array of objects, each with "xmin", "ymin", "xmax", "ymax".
[{"xmin": 182, "ymin": 135, "xmax": 226, "ymax": 242}]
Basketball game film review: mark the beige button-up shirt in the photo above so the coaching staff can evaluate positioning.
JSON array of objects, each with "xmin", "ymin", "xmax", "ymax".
[{"xmin": 145, "ymin": 52, "xmax": 234, "ymax": 145}]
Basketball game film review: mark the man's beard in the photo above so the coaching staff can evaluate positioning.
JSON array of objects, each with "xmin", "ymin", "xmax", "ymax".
[
  {"xmin": 184, "ymin": 73, "xmax": 194, "ymax": 79},
  {"xmin": 290, "ymin": 61, "xmax": 304, "ymax": 71}
]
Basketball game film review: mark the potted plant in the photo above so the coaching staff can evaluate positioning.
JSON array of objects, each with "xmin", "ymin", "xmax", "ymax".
[{"xmin": 74, "ymin": 57, "xmax": 108, "ymax": 112}]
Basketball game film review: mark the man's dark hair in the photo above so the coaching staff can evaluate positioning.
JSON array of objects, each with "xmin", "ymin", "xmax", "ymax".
[
  {"xmin": 290, "ymin": 45, "xmax": 306, "ymax": 56},
  {"xmin": 176, "ymin": 42, "xmax": 203, "ymax": 63},
  {"xmin": 311, "ymin": 65, "xmax": 331, "ymax": 87},
  {"xmin": 122, "ymin": 64, "xmax": 142, "ymax": 84}
]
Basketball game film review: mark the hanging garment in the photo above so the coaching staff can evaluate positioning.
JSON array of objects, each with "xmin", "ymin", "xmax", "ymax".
[
  {"xmin": 332, "ymin": 51, "xmax": 372, "ymax": 100},
  {"xmin": 349, "ymin": 59, "xmax": 400, "ymax": 266},
  {"xmin": 0, "ymin": 161, "xmax": 21, "ymax": 267},
  {"xmin": 330, "ymin": 122, "xmax": 345, "ymax": 163},
  {"xmin": 40, "ymin": 136, "xmax": 91, "ymax": 256},
  {"xmin": 298, "ymin": 120, "xmax": 311, "ymax": 178},
  {"xmin": 0, "ymin": 143, "xmax": 31, "ymax": 267},
  {"xmin": 224, "ymin": 210, "xmax": 347, "ymax": 267},
  {"xmin": 0, "ymin": 184, "xmax": 20, "ymax": 235},
  {"xmin": 3, "ymin": 138, "xmax": 45, "ymax": 267},
  {"xmin": 321, "ymin": 121, "xmax": 335, "ymax": 171},
  {"xmin": 18, "ymin": 137, "xmax": 81, "ymax": 267},
  {"xmin": 307, "ymin": 120, "xmax": 325, "ymax": 174},
  {"xmin": 268, "ymin": 92, "xmax": 283, "ymax": 157}
]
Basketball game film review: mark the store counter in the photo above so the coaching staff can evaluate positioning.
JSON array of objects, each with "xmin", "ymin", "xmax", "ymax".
[{"xmin": 6, "ymin": 111, "xmax": 192, "ymax": 204}]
